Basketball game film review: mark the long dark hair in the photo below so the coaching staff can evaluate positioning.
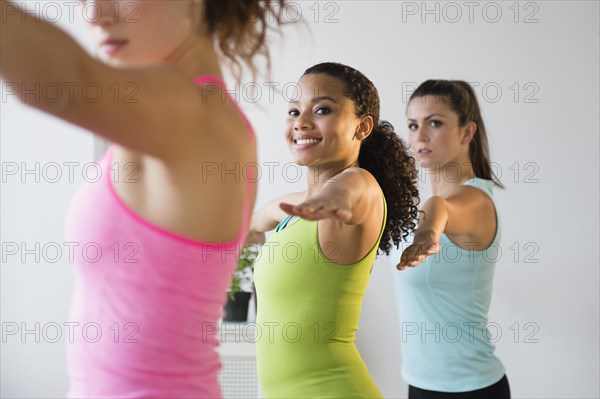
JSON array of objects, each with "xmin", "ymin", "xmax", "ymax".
[
  {"xmin": 303, "ymin": 62, "xmax": 420, "ymax": 255},
  {"xmin": 409, "ymin": 80, "xmax": 504, "ymax": 188},
  {"xmin": 202, "ymin": 1, "xmax": 289, "ymax": 79}
]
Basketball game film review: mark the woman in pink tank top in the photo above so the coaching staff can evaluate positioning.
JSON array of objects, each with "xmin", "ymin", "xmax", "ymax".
[{"xmin": 1, "ymin": 1, "xmax": 287, "ymax": 397}]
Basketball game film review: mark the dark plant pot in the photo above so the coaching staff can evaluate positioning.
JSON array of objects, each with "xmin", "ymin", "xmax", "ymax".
[{"xmin": 223, "ymin": 292, "xmax": 252, "ymax": 322}]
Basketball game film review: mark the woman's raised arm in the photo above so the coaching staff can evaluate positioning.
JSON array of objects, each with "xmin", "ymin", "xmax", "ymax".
[{"xmin": 1, "ymin": 1, "xmax": 208, "ymax": 159}]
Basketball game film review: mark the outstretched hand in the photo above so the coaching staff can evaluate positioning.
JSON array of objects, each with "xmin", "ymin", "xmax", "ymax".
[
  {"xmin": 397, "ymin": 237, "xmax": 440, "ymax": 270},
  {"xmin": 280, "ymin": 194, "xmax": 353, "ymax": 223}
]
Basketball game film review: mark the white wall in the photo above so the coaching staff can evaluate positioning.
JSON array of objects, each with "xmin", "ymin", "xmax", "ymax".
[
  {"xmin": 1, "ymin": 3, "xmax": 94, "ymax": 397},
  {"xmin": 2, "ymin": 1, "xmax": 598, "ymax": 398}
]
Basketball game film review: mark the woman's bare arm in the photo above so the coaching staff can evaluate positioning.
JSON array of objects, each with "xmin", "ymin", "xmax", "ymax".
[
  {"xmin": 0, "ymin": 1, "xmax": 209, "ymax": 159},
  {"xmin": 245, "ymin": 192, "xmax": 306, "ymax": 245}
]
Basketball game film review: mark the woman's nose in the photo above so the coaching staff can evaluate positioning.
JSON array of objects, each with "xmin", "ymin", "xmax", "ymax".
[
  {"xmin": 293, "ymin": 112, "xmax": 313, "ymax": 131},
  {"xmin": 415, "ymin": 126, "xmax": 429, "ymax": 141}
]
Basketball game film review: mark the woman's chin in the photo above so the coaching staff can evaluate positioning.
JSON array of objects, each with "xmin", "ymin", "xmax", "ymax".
[
  {"xmin": 291, "ymin": 155, "xmax": 314, "ymax": 167},
  {"xmin": 294, "ymin": 159, "xmax": 311, "ymax": 167},
  {"xmin": 97, "ymin": 53, "xmax": 129, "ymax": 67},
  {"xmin": 97, "ymin": 53, "xmax": 162, "ymax": 68},
  {"xmin": 417, "ymin": 159, "xmax": 430, "ymax": 168}
]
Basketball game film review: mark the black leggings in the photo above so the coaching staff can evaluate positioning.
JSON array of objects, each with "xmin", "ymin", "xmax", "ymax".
[{"xmin": 408, "ymin": 375, "xmax": 510, "ymax": 399}]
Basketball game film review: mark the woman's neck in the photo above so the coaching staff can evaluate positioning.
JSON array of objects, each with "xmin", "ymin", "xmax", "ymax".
[
  {"xmin": 429, "ymin": 158, "xmax": 476, "ymax": 197},
  {"xmin": 305, "ymin": 159, "xmax": 358, "ymax": 197},
  {"xmin": 167, "ymin": 34, "xmax": 223, "ymax": 80}
]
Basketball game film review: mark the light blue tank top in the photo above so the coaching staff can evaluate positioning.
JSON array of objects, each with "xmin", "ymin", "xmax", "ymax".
[{"xmin": 392, "ymin": 178, "xmax": 505, "ymax": 392}]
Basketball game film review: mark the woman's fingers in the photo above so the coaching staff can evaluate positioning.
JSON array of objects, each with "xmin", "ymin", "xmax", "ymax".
[
  {"xmin": 397, "ymin": 242, "xmax": 439, "ymax": 270},
  {"xmin": 426, "ymin": 242, "xmax": 440, "ymax": 254},
  {"xmin": 280, "ymin": 200, "xmax": 351, "ymax": 221},
  {"xmin": 279, "ymin": 202, "xmax": 297, "ymax": 215}
]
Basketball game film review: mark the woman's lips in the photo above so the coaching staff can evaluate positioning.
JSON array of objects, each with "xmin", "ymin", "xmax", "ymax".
[
  {"xmin": 292, "ymin": 136, "xmax": 322, "ymax": 150},
  {"xmin": 99, "ymin": 40, "xmax": 128, "ymax": 56}
]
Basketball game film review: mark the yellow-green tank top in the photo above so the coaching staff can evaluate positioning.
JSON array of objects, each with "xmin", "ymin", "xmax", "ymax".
[{"xmin": 254, "ymin": 196, "xmax": 387, "ymax": 398}]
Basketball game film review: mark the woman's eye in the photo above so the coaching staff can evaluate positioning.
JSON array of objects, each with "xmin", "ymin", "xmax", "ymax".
[
  {"xmin": 408, "ymin": 123, "xmax": 418, "ymax": 130},
  {"xmin": 430, "ymin": 120, "xmax": 442, "ymax": 127},
  {"xmin": 315, "ymin": 107, "xmax": 331, "ymax": 115},
  {"xmin": 288, "ymin": 109, "xmax": 299, "ymax": 117}
]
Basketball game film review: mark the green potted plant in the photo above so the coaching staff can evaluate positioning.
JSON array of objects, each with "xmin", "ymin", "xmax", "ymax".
[{"xmin": 223, "ymin": 245, "xmax": 259, "ymax": 322}]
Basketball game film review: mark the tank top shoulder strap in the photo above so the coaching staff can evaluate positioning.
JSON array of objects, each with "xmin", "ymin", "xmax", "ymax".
[
  {"xmin": 463, "ymin": 177, "xmax": 501, "ymax": 244},
  {"xmin": 376, "ymin": 188, "xmax": 388, "ymax": 243},
  {"xmin": 463, "ymin": 177, "xmax": 494, "ymax": 199},
  {"xmin": 193, "ymin": 74, "xmax": 256, "ymax": 241},
  {"xmin": 355, "ymin": 187, "xmax": 388, "ymax": 265},
  {"xmin": 364, "ymin": 188, "xmax": 387, "ymax": 273}
]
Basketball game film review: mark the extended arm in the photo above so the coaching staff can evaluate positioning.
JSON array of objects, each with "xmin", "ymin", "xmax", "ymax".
[
  {"xmin": 244, "ymin": 192, "xmax": 306, "ymax": 246},
  {"xmin": 397, "ymin": 186, "xmax": 494, "ymax": 270},
  {"xmin": 279, "ymin": 168, "xmax": 377, "ymax": 226},
  {"xmin": 1, "ymin": 1, "xmax": 207, "ymax": 159}
]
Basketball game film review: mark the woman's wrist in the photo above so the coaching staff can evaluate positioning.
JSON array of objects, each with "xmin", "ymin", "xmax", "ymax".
[{"xmin": 413, "ymin": 227, "xmax": 440, "ymax": 243}]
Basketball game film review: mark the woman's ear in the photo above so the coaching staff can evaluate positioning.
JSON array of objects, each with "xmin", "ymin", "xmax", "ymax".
[
  {"xmin": 461, "ymin": 121, "xmax": 477, "ymax": 144},
  {"xmin": 355, "ymin": 115, "xmax": 374, "ymax": 141}
]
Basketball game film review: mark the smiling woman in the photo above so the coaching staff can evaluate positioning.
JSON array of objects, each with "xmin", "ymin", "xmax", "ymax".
[
  {"xmin": 0, "ymin": 0, "xmax": 286, "ymax": 398},
  {"xmin": 247, "ymin": 62, "xmax": 420, "ymax": 398}
]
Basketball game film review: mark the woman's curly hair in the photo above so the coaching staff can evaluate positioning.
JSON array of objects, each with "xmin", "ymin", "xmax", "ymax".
[
  {"xmin": 203, "ymin": 0, "xmax": 289, "ymax": 80},
  {"xmin": 304, "ymin": 63, "xmax": 420, "ymax": 255}
]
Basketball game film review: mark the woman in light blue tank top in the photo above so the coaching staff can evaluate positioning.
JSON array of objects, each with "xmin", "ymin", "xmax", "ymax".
[{"xmin": 393, "ymin": 80, "xmax": 511, "ymax": 398}]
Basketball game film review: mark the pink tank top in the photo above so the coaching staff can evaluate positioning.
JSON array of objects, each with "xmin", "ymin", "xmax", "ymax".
[{"xmin": 65, "ymin": 76, "xmax": 255, "ymax": 398}]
